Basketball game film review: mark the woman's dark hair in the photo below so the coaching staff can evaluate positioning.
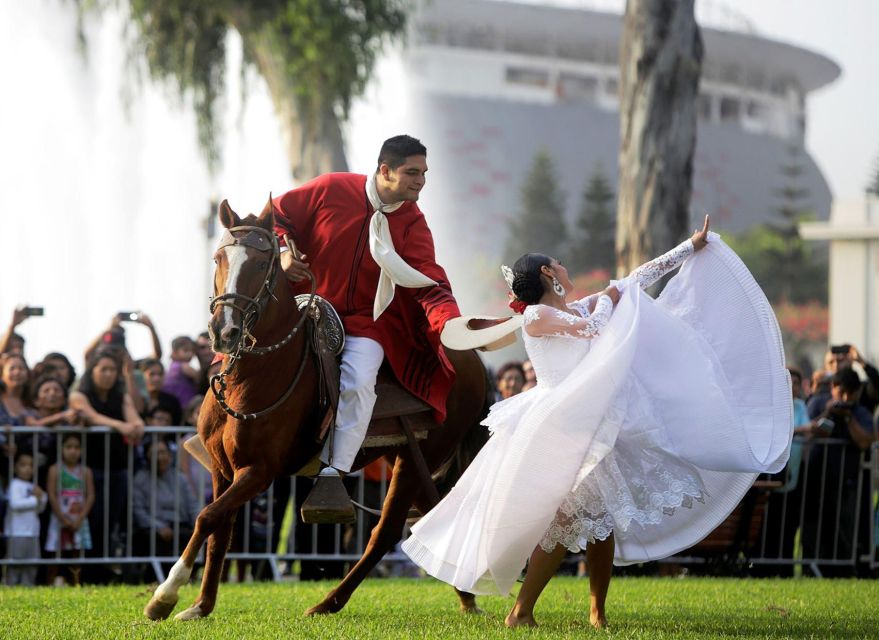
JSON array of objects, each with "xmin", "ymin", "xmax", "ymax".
[
  {"xmin": 78, "ymin": 348, "xmax": 125, "ymax": 407},
  {"xmin": 31, "ymin": 374, "xmax": 69, "ymax": 404},
  {"xmin": 496, "ymin": 361, "xmax": 526, "ymax": 383},
  {"xmin": 511, "ymin": 253, "xmax": 552, "ymax": 305},
  {"xmin": 40, "ymin": 352, "xmax": 76, "ymax": 389}
]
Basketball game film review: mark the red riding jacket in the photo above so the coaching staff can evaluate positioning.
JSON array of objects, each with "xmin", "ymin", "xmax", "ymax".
[{"xmin": 272, "ymin": 173, "xmax": 461, "ymax": 421}]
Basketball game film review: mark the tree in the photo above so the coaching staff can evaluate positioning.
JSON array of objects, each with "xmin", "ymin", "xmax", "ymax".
[
  {"xmin": 725, "ymin": 144, "xmax": 827, "ymax": 304},
  {"xmin": 615, "ymin": 0, "xmax": 703, "ymax": 278},
  {"xmin": 75, "ymin": 0, "xmax": 406, "ymax": 180},
  {"xmin": 505, "ymin": 149, "xmax": 568, "ymax": 263},
  {"xmin": 569, "ymin": 164, "xmax": 616, "ymax": 274},
  {"xmin": 765, "ymin": 144, "xmax": 815, "ymax": 301}
]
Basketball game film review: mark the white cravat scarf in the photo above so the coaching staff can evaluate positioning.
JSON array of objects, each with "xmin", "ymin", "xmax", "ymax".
[{"xmin": 366, "ymin": 173, "xmax": 437, "ymax": 320}]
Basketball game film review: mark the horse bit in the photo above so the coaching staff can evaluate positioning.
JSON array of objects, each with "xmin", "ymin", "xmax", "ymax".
[{"xmin": 208, "ymin": 224, "xmax": 316, "ymax": 421}]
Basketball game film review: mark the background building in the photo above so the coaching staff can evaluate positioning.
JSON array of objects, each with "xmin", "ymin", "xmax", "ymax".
[{"xmin": 801, "ymin": 196, "xmax": 879, "ymax": 360}]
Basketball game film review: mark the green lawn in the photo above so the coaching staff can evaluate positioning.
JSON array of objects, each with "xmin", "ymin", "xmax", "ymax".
[{"xmin": 0, "ymin": 577, "xmax": 875, "ymax": 639}]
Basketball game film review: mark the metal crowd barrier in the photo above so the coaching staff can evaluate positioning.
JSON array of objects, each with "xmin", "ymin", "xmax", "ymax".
[
  {"xmin": 667, "ymin": 436, "xmax": 874, "ymax": 575},
  {"xmin": 3, "ymin": 428, "xmax": 875, "ymax": 584},
  {"xmin": 0, "ymin": 426, "xmax": 404, "ymax": 584}
]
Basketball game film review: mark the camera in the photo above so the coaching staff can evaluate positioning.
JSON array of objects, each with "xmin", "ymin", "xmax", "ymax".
[
  {"xmin": 22, "ymin": 306, "xmax": 44, "ymax": 317},
  {"xmin": 116, "ymin": 311, "xmax": 140, "ymax": 322},
  {"xmin": 815, "ymin": 417, "xmax": 835, "ymax": 434},
  {"xmin": 830, "ymin": 344, "xmax": 851, "ymax": 355}
]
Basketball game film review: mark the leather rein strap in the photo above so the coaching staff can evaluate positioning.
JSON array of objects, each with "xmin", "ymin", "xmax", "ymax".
[{"xmin": 209, "ymin": 224, "xmax": 317, "ymax": 421}]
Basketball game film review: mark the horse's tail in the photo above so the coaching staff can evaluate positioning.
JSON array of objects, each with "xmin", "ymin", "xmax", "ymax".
[{"xmin": 434, "ymin": 355, "xmax": 493, "ymax": 495}]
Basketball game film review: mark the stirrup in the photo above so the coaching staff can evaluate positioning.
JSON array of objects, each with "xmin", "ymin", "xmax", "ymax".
[{"xmin": 300, "ymin": 467, "xmax": 356, "ymax": 524}]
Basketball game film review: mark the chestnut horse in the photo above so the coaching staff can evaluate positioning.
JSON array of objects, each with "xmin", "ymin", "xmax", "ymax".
[{"xmin": 144, "ymin": 198, "xmax": 490, "ymax": 621}]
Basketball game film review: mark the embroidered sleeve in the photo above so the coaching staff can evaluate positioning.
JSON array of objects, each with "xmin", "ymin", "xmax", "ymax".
[
  {"xmin": 523, "ymin": 296, "xmax": 613, "ymax": 339},
  {"xmin": 574, "ymin": 292, "xmax": 602, "ymax": 313},
  {"xmin": 629, "ymin": 239, "xmax": 694, "ymax": 290}
]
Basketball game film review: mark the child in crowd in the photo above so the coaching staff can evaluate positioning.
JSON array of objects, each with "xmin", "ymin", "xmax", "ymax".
[
  {"xmin": 161, "ymin": 336, "xmax": 200, "ymax": 408},
  {"xmin": 4, "ymin": 451, "xmax": 47, "ymax": 585},
  {"xmin": 45, "ymin": 433, "xmax": 94, "ymax": 586}
]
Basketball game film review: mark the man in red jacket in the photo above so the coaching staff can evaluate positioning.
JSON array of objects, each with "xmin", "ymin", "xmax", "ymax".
[{"xmin": 273, "ymin": 135, "xmax": 461, "ymax": 475}]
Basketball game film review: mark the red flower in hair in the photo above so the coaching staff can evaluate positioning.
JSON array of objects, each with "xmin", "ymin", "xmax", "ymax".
[{"xmin": 508, "ymin": 298, "xmax": 527, "ymax": 314}]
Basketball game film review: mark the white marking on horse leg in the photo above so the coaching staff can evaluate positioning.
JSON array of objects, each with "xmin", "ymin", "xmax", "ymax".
[
  {"xmin": 153, "ymin": 559, "xmax": 193, "ymax": 603},
  {"xmin": 222, "ymin": 245, "xmax": 248, "ymax": 328}
]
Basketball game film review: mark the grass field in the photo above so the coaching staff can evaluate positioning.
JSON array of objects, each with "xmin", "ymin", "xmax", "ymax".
[{"xmin": 1, "ymin": 577, "xmax": 875, "ymax": 639}]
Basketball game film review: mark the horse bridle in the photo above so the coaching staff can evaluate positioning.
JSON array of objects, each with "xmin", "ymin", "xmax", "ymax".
[{"xmin": 209, "ymin": 224, "xmax": 316, "ymax": 421}]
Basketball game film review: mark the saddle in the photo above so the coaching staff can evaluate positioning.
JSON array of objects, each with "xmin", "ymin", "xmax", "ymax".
[{"xmin": 295, "ymin": 295, "xmax": 440, "ymax": 470}]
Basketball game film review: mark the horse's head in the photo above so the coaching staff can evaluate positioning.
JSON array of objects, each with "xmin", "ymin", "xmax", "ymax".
[{"xmin": 209, "ymin": 196, "xmax": 278, "ymax": 354}]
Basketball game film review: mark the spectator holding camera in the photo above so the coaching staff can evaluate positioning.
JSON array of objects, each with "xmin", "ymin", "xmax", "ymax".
[
  {"xmin": 801, "ymin": 366, "xmax": 875, "ymax": 575},
  {"xmin": 84, "ymin": 313, "xmax": 162, "ymax": 415},
  {"xmin": 0, "ymin": 306, "xmax": 42, "ymax": 357},
  {"xmin": 807, "ymin": 344, "xmax": 879, "ymax": 418},
  {"xmin": 808, "ymin": 367, "xmax": 874, "ymax": 448}
]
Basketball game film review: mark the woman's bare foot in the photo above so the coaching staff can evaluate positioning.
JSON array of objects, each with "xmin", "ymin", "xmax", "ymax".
[
  {"xmin": 505, "ymin": 607, "xmax": 538, "ymax": 628},
  {"xmin": 590, "ymin": 610, "xmax": 608, "ymax": 630}
]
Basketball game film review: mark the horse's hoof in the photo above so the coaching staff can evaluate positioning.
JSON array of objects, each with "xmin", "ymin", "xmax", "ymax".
[
  {"xmin": 175, "ymin": 604, "xmax": 208, "ymax": 621},
  {"xmin": 460, "ymin": 605, "xmax": 485, "ymax": 615},
  {"xmin": 144, "ymin": 596, "xmax": 178, "ymax": 621},
  {"xmin": 304, "ymin": 604, "xmax": 332, "ymax": 617}
]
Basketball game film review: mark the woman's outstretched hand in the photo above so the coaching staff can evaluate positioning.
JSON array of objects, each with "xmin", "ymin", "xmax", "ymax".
[
  {"xmin": 602, "ymin": 285, "xmax": 621, "ymax": 306},
  {"xmin": 691, "ymin": 215, "xmax": 710, "ymax": 251}
]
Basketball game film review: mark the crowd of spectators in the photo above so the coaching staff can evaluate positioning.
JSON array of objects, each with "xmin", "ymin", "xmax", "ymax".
[
  {"xmin": 0, "ymin": 306, "xmax": 218, "ymax": 585},
  {"xmin": 4, "ymin": 298, "xmax": 879, "ymax": 585},
  {"xmin": 0, "ymin": 306, "xmax": 410, "ymax": 586},
  {"xmin": 749, "ymin": 344, "xmax": 878, "ymax": 577}
]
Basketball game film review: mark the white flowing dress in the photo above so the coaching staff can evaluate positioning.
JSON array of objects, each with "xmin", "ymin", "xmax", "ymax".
[{"xmin": 402, "ymin": 233, "xmax": 792, "ymax": 596}]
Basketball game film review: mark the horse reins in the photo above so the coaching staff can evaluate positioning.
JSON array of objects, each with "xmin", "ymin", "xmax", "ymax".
[{"xmin": 209, "ymin": 224, "xmax": 317, "ymax": 421}]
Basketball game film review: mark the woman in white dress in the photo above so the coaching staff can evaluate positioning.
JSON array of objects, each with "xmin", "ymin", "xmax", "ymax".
[{"xmin": 402, "ymin": 217, "xmax": 792, "ymax": 629}]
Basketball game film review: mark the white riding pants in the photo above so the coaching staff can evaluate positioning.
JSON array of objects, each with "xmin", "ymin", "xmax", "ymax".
[{"xmin": 321, "ymin": 336, "xmax": 384, "ymax": 472}]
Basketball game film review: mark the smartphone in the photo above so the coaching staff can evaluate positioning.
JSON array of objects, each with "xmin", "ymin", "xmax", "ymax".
[
  {"xmin": 815, "ymin": 417, "xmax": 835, "ymax": 434},
  {"xmin": 22, "ymin": 306, "xmax": 44, "ymax": 317},
  {"xmin": 116, "ymin": 311, "xmax": 140, "ymax": 322},
  {"xmin": 830, "ymin": 344, "xmax": 851, "ymax": 355}
]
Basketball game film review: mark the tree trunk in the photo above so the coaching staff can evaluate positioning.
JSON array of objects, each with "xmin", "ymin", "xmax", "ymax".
[
  {"xmin": 616, "ymin": 0, "xmax": 703, "ymax": 277},
  {"xmin": 246, "ymin": 32, "xmax": 348, "ymax": 182}
]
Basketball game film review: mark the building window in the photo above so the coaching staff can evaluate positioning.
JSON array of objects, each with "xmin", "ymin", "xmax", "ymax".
[
  {"xmin": 506, "ymin": 67, "xmax": 550, "ymax": 88},
  {"xmin": 557, "ymin": 73, "xmax": 598, "ymax": 102},
  {"xmin": 720, "ymin": 97, "xmax": 740, "ymax": 122}
]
